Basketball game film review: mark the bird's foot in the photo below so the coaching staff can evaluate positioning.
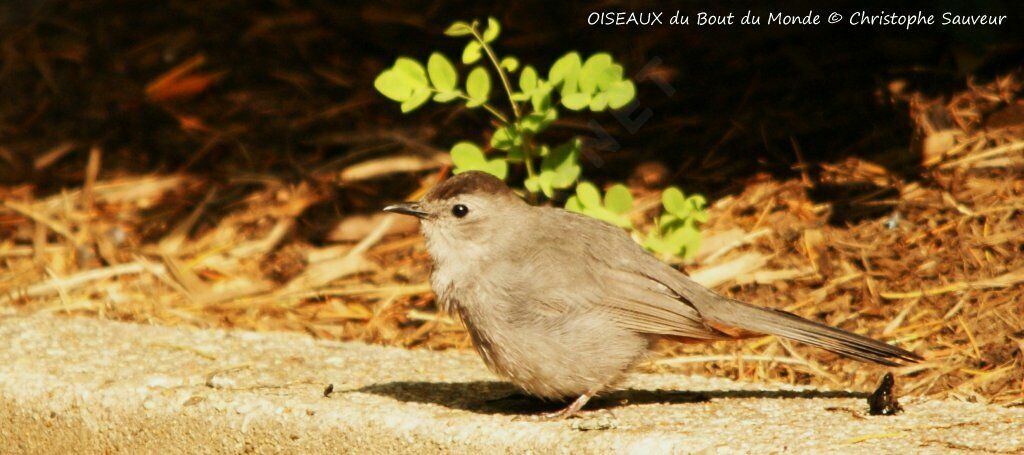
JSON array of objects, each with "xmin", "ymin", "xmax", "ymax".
[
  {"xmin": 514, "ymin": 407, "xmax": 580, "ymax": 422},
  {"xmin": 512, "ymin": 392, "xmax": 594, "ymax": 421}
]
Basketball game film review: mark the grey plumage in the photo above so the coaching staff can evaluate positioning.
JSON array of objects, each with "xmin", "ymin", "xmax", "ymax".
[{"xmin": 384, "ymin": 171, "xmax": 921, "ymax": 418}]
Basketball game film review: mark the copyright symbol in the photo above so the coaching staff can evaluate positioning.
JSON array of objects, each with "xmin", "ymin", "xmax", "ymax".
[{"xmin": 828, "ymin": 12, "xmax": 843, "ymax": 24}]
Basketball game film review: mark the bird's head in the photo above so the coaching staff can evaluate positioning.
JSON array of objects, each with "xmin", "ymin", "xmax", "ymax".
[{"xmin": 384, "ymin": 171, "xmax": 527, "ymax": 264}]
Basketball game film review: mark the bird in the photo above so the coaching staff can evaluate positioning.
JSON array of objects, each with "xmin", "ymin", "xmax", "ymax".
[{"xmin": 384, "ymin": 171, "xmax": 921, "ymax": 420}]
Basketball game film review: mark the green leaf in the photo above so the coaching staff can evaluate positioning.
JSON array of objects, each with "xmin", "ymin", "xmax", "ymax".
[
  {"xmin": 662, "ymin": 187, "xmax": 688, "ymax": 216},
  {"xmin": 659, "ymin": 213, "xmax": 685, "ymax": 233},
  {"xmin": 684, "ymin": 240, "xmax": 701, "ymax": 259},
  {"xmin": 524, "ymin": 175, "xmax": 541, "ymax": 193},
  {"xmin": 542, "ymin": 143, "xmax": 571, "ymax": 173},
  {"xmin": 561, "ymin": 92, "xmax": 590, "ymax": 111},
  {"xmin": 548, "ymin": 52, "xmax": 581, "ymax": 85},
  {"xmin": 450, "ymin": 142, "xmax": 486, "ymax": 168},
  {"xmin": 465, "ymin": 67, "xmax": 490, "ymax": 107},
  {"xmin": 598, "ymin": 63, "xmax": 625, "ymax": 91},
  {"xmin": 521, "ymin": 109, "xmax": 556, "ymax": 133},
  {"xmin": 444, "ymin": 21, "xmax": 473, "ymax": 37},
  {"xmin": 588, "ymin": 92, "xmax": 609, "ymax": 111},
  {"xmin": 395, "ymin": 57, "xmax": 428, "ymax": 86},
  {"xmin": 530, "ymin": 82, "xmax": 552, "ymax": 112},
  {"xmin": 565, "ymin": 195, "xmax": 584, "ymax": 213},
  {"xmin": 450, "ymin": 141, "xmax": 506, "ymax": 179},
  {"xmin": 519, "ymin": 66, "xmax": 538, "ymax": 93},
  {"xmin": 374, "ymin": 58, "xmax": 430, "ymax": 103},
  {"xmin": 579, "ymin": 53, "xmax": 612, "ymax": 95},
  {"xmin": 606, "ymin": 80, "xmax": 636, "ymax": 109},
  {"xmin": 482, "ymin": 17, "xmax": 501, "ymax": 42},
  {"xmin": 546, "ymin": 139, "xmax": 580, "ymax": 188},
  {"xmin": 500, "ymin": 56, "xmax": 519, "ymax": 72},
  {"xmin": 643, "ymin": 234, "xmax": 674, "ymax": 256},
  {"xmin": 427, "ymin": 53, "xmax": 457, "ymax": 92},
  {"xmin": 432, "ymin": 91, "xmax": 459, "ymax": 103},
  {"xmin": 506, "ymin": 145, "xmax": 523, "ymax": 162},
  {"xmin": 554, "ymin": 165, "xmax": 581, "ymax": 190},
  {"xmin": 462, "ymin": 41, "xmax": 482, "ymax": 64},
  {"xmin": 604, "ymin": 184, "xmax": 633, "ymax": 214},
  {"xmin": 576, "ymin": 182, "xmax": 601, "ymax": 208},
  {"xmin": 373, "ymin": 69, "xmax": 413, "ymax": 102},
  {"xmin": 581, "ymin": 206, "xmax": 629, "ymax": 228},
  {"xmin": 666, "ymin": 224, "xmax": 701, "ymax": 258},
  {"xmin": 482, "ymin": 158, "xmax": 508, "ymax": 179},
  {"xmin": 550, "ymin": 52, "xmax": 582, "ymax": 98},
  {"xmin": 490, "ymin": 126, "xmax": 519, "ymax": 150},
  {"xmin": 537, "ymin": 171, "xmax": 556, "ymax": 197},
  {"xmin": 568, "ymin": 180, "xmax": 631, "ymax": 228},
  {"xmin": 401, "ymin": 87, "xmax": 431, "ymax": 112},
  {"xmin": 686, "ymin": 194, "xmax": 707, "ymax": 209}
]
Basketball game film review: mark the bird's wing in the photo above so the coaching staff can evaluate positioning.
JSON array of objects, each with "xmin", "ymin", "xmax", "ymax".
[
  {"xmin": 498, "ymin": 208, "xmax": 920, "ymax": 366},
  {"xmin": 615, "ymin": 222, "xmax": 923, "ymax": 365},
  {"xmin": 495, "ymin": 209, "xmax": 727, "ymax": 340}
]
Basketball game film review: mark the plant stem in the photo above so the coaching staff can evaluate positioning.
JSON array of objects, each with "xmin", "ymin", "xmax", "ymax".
[
  {"xmin": 433, "ymin": 88, "xmax": 509, "ymax": 124},
  {"xmin": 470, "ymin": 22, "xmax": 537, "ymax": 188},
  {"xmin": 463, "ymin": 97, "xmax": 509, "ymax": 124},
  {"xmin": 470, "ymin": 30, "xmax": 520, "ymax": 121},
  {"xmin": 521, "ymin": 133, "xmax": 537, "ymax": 180}
]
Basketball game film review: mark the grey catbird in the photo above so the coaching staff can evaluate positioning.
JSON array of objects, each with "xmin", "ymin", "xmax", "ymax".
[{"xmin": 384, "ymin": 171, "xmax": 921, "ymax": 419}]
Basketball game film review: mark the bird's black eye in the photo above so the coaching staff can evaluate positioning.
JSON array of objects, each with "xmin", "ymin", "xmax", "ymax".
[{"xmin": 451, "ymin": 204, "xmax": 469, "ymax": 218}]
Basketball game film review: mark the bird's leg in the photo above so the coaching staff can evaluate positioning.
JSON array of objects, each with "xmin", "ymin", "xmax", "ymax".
[{"xmin": 525, "ymin": 390, "xmax": 597, "ymax": 421}]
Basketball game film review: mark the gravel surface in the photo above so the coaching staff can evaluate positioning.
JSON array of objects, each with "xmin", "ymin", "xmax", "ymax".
[{"xmin": 0, "ymin": 314, "xmax": 1020, "ymax": 454}]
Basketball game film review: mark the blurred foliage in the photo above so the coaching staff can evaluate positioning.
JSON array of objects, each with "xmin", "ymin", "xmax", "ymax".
[{"xmin": 375, "ymin": 17, "xmax": 707, "ymax": 258}]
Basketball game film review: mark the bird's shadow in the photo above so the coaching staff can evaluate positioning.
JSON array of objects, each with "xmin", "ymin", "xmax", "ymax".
[{"xmin": 353, "ymin": 380, "xmax": 868, "ymax": 416}]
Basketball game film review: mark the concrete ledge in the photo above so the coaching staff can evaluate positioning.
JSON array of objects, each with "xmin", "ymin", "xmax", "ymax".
[{"xmin": 0, "ymin": 314, "xmax": 1021, "ymax": 454}]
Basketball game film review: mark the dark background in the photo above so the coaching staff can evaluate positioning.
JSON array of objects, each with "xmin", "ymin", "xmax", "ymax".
[{"xmin": 1, "ymin": 0, "xmax": 1021, "ymax": 200}]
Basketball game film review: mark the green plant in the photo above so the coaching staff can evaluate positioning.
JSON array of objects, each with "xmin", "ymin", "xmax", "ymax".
[
  {"xmin": 565, "ymin": 181, "xmax": 633, "ymax": 229},
  {"xmin": 643, "ymin": 188, "xmax": 708, "ymax": 259},
  {"xmin": 373, "ymin": 17, "xmax": 707, "ymax": 259}
]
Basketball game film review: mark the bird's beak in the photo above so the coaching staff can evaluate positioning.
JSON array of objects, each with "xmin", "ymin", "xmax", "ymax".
[{"xmin": 383, "ymin": 202, "xmax": 428, "ymax": 219}]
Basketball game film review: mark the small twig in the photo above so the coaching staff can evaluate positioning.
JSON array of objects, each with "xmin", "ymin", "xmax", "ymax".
[
  {"xmin": 276, "ymin": 216, "xmax": 394, "ymax": 295},
  {"xmin": 406, "ymin": 309, "xmax": 458, "ymax": 325},
  {"xmin": 1, "ymin": 261, "xmax": 161, "ymax": 303},
  {"xmin": 957, "ymin": 316, "xmax": 982, "ymax": 360},
  {"xmin": 158, "ymin": 188, "xmax": 217, "ymax": 254},
  {"xmin": 285, "ymin": 283, "xmax": 432, "ymax": 299},
  {"xmin": 82, "ymin": 146, "xmax": 102, "ymax": 215},
  {"xmin": 880, "ymin": 267, "xmax": 1024, "ymax": 299},
  {"xmin": 778, "ymin": 339, "xmax": 843, "ymax": 386},
  {"xmin": 2, "ymin": 200, "xmax": 79, "ymax": 246},
  {"xmin": 33, "ymin": 142, "xmax": 76, "ymax": 171},
  {"xmin": 701, "ymin": 228, "xmax": 770, "ymax": 265},
  {"xmin": 939, "ymin": 140, "xmax": 1024, "ymax": 169}
]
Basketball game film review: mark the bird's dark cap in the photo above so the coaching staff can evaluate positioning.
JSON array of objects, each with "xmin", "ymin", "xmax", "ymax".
[{"xmin": 423, "ymin": 171, "xmax": 516, "ymax": 201}]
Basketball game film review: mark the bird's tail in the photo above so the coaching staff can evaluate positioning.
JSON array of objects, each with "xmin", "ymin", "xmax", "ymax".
[{"xmin": 691, "ymin": 296, "xmax": 922, "ymax": 366}]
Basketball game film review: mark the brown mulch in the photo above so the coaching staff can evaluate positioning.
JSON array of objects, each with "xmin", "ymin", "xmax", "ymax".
[{"xmin": 2, "ymin": 71, "xmax": 1023, "ymax": 406}]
